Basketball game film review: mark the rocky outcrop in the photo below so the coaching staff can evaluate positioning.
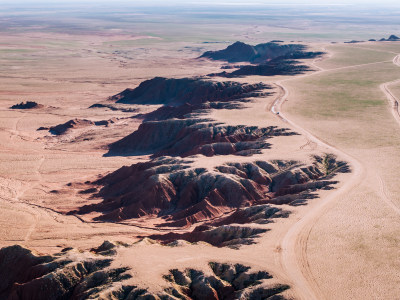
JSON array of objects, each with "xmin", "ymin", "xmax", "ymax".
[
  {"xmin": 379, "ymin": 35, "xmax": 400, "ymax": 41},
  {"xmin": 201, "ymin": 41, "xmax": 257, "ymax": 63},
  {"xmin": 46, "ymin": 119, "xmax": 94, "ymax": 135},
  {"xmin": 89, "ymin": 103, "xmax": 139, "ymax": 113},
  {"xmin": 200, "ymin": 41, "xmax": 322, "ymax": 78},
  {"xmin": 107, "ymin": 119, "xmax": 294, "ymax": 157},
  {"xmin": 149, "ymin": 225, "xmax": 268, "ymax": 248},
  {"xmin": 0, "ymin": 243, "xmax": 290, "ymax": 300},
  {"xmin": 109, "ymin": 77, "xmax": 268, "ymax": 105},
  {"xmin": 136, "ymin": 103, "xmax": 200, "ymax": 122},
  {"xmin": 388, "ymin": 35, "xmax": 400, "ymax": 41},
  {"xmin": 137, "ymin": 102, "xmax": 243, "ymax": 122},
  {"xmin": 10, "ymin": 101, "xmax": 43, "ymax": 109},
  {"xmin": 200, "ymin": 41, "xmax": 323, "ymax": 63},
  {"xmin": 344, "ymin": 40, "xmax": 364, "ymax": 44},
  {"xmin": 209, "ymin": 60, "xmax": 312, "ymax": 78},
  {"xmin": 38, "ymin": 118, "xmax": 117, "ymax": 135},
  {"xmin": 0, "ymin": 243, "xmax": 134, "ymax": 300},
  {"xmin": 164, "ymin": 262, "xmax": 290, "ymax": 299},
  {"xmin": 148, "ymin": 204, "xmax": 289, "ymax": 248},
  {"xmin": 73, "ymin": 155, "xmax": 349, "ymax": 225}
]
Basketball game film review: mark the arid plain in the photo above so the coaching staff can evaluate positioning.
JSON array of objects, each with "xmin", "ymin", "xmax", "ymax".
[{"xmin": 0, "ymin": 2, "xmax": 400, "ymax": 300}]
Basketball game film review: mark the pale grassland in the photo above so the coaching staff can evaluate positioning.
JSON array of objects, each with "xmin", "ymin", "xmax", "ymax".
[
  {"xmin": 347, "ymin": 42, "xmax": 400, "ymax": 54},
  {"xmin": 318, "ymin": 44, "xmax": 396, "ymax": 69},
  {"xmin": 390, "ymin": 82, "xmax": 400, "ymax": 100},
  {"xmin": 285, "ymin": 57, "xmax": 400, "ymax": 148},
  {"xmin": 283, "ymin": 42, "xmax": 400, "ymax": 300}
]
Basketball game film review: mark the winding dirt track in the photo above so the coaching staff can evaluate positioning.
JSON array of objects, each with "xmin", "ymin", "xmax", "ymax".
[
  {"xmin": 271, "ymin": 51, "xmax": 400, "ymax": 299},
  {"xmin": 380, "ymin": 55, "xmax": 400, "ymax": 127}
]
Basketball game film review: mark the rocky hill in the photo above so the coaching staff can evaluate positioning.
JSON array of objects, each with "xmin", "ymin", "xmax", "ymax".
[
  {"xmin": 137, "ymin": 101, "xmax": 243, "ymax": 122},
  {"xmin": 10, "ymin": 101, "xmax": 44, "ymax": 109},
  {"xmin": 109, "ymin": 77, "xmax": 268, "ymax": 105},
  {"xmin": 0, "ymin": 242, "xmax": 133, "ymax": 299},
  {"xmin": 38, "ymin": 118, "xmax": 117, "ymax": 135},
  {"xmin": 108, "ymin": 119, "xmax": 295, "ymax": 157},
  {"xmin": 200, "ymin": 41, "xmax": 323, "ymax": 63},
  {"xmin": 379, "ymin": 34, "xmax": 400, "ymax": 41},
  {"xmin": 0, "ymin": 243, "xmax": 290, "ymax": 299},
  {"xmin": 209, "ymin": 60, "xmax": 312, "ymax": 78},
  {"xmin": 73, "ymin": 154, "xmax": 349, "ymax": 226}
]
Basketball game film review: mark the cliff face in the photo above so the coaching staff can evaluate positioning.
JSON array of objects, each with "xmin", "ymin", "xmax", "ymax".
[{"xmin": 109, "ymin": 77, "xmax": 268, "ymax": 105}]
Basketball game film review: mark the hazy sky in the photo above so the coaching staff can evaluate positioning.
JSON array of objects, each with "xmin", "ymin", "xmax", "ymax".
[
  {"xmin": 4, "ymin": 0, "xmax": 400, "ymax": 4},
  {"xmin": 188, "ymin": 0, "xmax": 398, "ymax": 3}
]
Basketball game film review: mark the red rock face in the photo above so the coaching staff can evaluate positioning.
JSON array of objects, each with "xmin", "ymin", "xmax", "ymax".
[
  {"xmin": 0, "ymin": 243, "xmax": 132, "ymax": 300},
  {"xmin": 107, "ymin": 119, "xmax": 295, "ymax": 157},
  {"xmin": 109, "ymin": 77, "xmax": 269, "ymax": 105},
  {"xmin": 137, "ymin": 101, "xmax": 244, "ymax": 122},
  {"xmin": 0, "ymin": 243, "xmax": 290, "ymax": 299},
  {"xmin": 164, "ymin": 262, "xmax": 290, "ymax": 299},
  {"xmin": 147, "ymin": 225, "xmax": 269, "ymax": 248},
  {"xmin": 74, "ymin": 155, "xmax": 349, "ymax": 227}
]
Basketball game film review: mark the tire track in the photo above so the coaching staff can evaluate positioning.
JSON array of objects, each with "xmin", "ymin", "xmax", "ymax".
[
  {"xmin": 380, "ymin": 55, "xmax": 400, "ymax": 126},
  {"xmin": 272, "ymin": 80, "xmax": 364, "ymax": 300}
]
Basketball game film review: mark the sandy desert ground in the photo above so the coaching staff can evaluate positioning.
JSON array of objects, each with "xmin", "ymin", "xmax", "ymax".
[{"xmin": 0, "ymin": 3, "xmax": 400, "ymax": 299}]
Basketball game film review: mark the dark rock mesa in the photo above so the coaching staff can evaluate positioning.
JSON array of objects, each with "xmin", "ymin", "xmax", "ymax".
[
  {"xmin": 73, "ymin": 154, "xmax": 349, "ymax": 228},
  {"xmin": 105, "ymin": 77, "xmax": 290, "ymax": 160},
  {"xmin": 149, "ymin": 204, "xmax": 290, "ymax": 248},
  {"xmin": 200, "ymin": 41, "xmax": 323, "ymax": 64},
  {"xmin": 38, "ymin": 118, "xmax": 116, "ymax": 135},
  {"xmin": 0, "ymin": 242, "xmax": 290, "ymax": 300},
  {"xmin": 149, "ymin": 224, "xmax": 269, "ymax": 249},
  {"xmin": 200, "ymin": 42, "xmax": 323, "ymax": 78},
  {"xmin": 163, "ymin": 262, "xmax": 290, "ymax": 299},
  {"xmin": 107, "ymin": 119, "xmax": 295, "ymax": 157},
  {"xmin": 344, "ymin": 40, "xmax": 364, "ymax": 44},
  {"xmin": 109, "ymin": 77, "xmax": 268, "ymax": 105},
  {"xmin": 379, "ymin": 34, "xmax": 400, "ymax": 41},
  {"xmin": 89, "ymin": 103, "xmax": 139, "ymax": 113},
  {"xmin": 209, "ymin": 60, "xmax": 312, "ymax": 78},
  {"xmin": 136, "ymin": 102, "xmax": 243, "ymax": 122},
  {"xmin": 10, "ymin": 101, "xmax": 43, "ymax": 109},
  {"xmin": 0, "ymin": 242, "xmax": 133, "ymax": 300}
]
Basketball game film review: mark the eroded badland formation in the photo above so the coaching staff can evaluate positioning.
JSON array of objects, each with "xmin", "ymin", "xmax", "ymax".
[{"xmin": 1, "ymin": 3, "xmax": 400, "ymax": 299}]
